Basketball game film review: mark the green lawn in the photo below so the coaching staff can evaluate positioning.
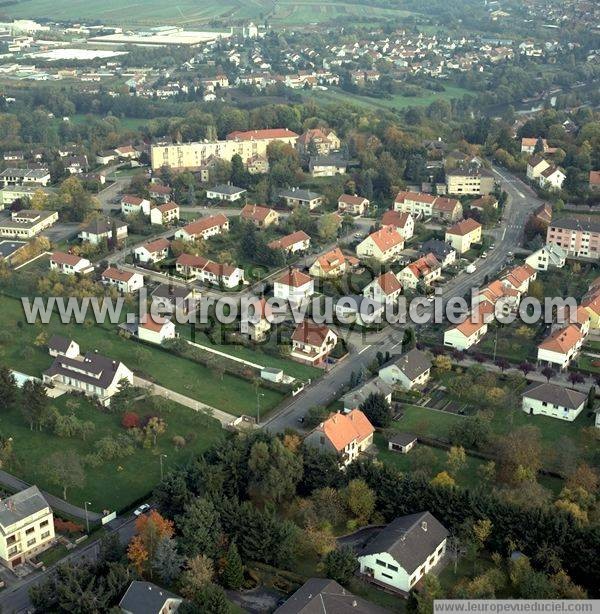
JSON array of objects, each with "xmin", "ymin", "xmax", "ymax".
[
  {"xmin": 303, "ymin": 85, "xmax": 473, "ymax": 111},
  {"xmin": 0, "ymin": 393, "xmax": 225, "ymax": 511},
  {"xmin": 0, "ymin": 294, "xmax": 283, "ymax": 416}
]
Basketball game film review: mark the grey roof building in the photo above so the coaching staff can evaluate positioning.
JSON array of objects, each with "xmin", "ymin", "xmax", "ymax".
[
  {"xmin": 341, "ymin": 377, "xmax": 392, "ymax": 410},
  {"xmin": 522, "ymin": 382, "xmax": 586, "ymax": 409},
  {"xmin": 119, "ymin": 581, "xmax": 182, "ymax": 614},
  {"xmin": 206, "ymin": 184, "xmax": 246, "ymax": 196},
  {"xmin": 421, "ymin": 239, "xmax": 456, "ymax": 262},
  {"xmin": 379, "ymin": 348, "xmax": 432, "ymax": 390},
  {"xmin": 274, "ymin": 578, "xmax": 390, "ymax": 614},
  {"xmin": 0, "ymin": 486, "xmax": 50, "ymax": 529}
]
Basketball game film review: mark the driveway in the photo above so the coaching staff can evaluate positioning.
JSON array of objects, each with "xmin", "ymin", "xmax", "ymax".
[{"xmin": 226, "ymin": 587, "xmax": 284, "ymax": 614}]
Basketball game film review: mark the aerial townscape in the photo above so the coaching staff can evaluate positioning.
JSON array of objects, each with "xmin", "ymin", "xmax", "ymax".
[{"xmin": 0, "ymin": 0, "xmax": 598, "ymax": 612}]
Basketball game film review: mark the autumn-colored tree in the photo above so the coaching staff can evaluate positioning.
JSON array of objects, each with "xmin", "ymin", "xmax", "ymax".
[
  {"xmin": 121, "ymin": 412, "xmax": 140, "ymax": 429},
  {"xmin": 433, "ymin": 354, "xmax": 452, "ymax": 372},
  {"xmin": 127, "ymin": 510, "xmax": 174, "ymax": 577},
  {"xmin": 431, "ymin": 471, "xmax": 456, "ymax": 488},
  {"xmin": 446, "ymin": 446, "xmax": 467, "ymax": 477}
]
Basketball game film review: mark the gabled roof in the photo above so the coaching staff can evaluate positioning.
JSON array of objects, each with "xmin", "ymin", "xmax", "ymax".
[
  {"xmin": 339, "ymin": 193, "xmax": 368, "ymax": 206},
  {"xmin": 240, "ymin": 204, "xmax": 277, "ymax": 222},
  {"xmin": 268, "ymin": 230, "xmax": 310, "ymax": 251},
  {"xmin": 181, "ymin": 214, "xmax": 228, "ymax": 236},
  {"xmin": 119, "ymin": 581, "xmax": 180, "ymax": 614},
  {"xmin": 392, "ymin": 348, "xmax": 432, "ymax": 381},
  {"xmin": 312, "ymin": 409, "xmax": 374, "ymax": 452},
  {"xmin": 138, "ymin": 238, "xmax": 170, "ymax": 254},
  {"xmin": 176, "ymin": 254, "xmax": 239, "ymax": 278},
  {"xmin": 313, "ymin": 247, "xmax": 353, "ymax": 274},
  {"xmin": 446, "ymin": 218, "xmax": 481, "ymax": 236},
  {"xmin": 80, "ymin": 218, "xmax": 127, "ymax": 235},
  {"xmin": 395, "ymin": 190, "xmax": 436, "ymax": 205},
  {"xmin": 226, "ymin": 128, "xmax": 298, "ymax": 140},
  {"xmin": 376, "ymin": 271, "xmax": 402, "ymax": 295},
  {"xmin": 432, "ymin": 196, "xmax": 460, "ymax": 212},
  {"xmin": 121, "ymin": 194, "xmax": 145, "ymax": 206},
  {"xmin": 538, "ymin": 324, "xmax": 582, "ymax": 354},
  {"xmin": 48, "ymin": 335, "xmax": 75, "ymax": 354},
  {"xmin": 208, "ymin": 184, "xmax": 246, "ymax": 196},
  {"xmin": 51, "ymin": 251, "xmax": 86, "ymax": 266},
  {"xmin": 523, "ymin": 382, "xmax": 586, "ymax": 410},
  {"xmin": 406, "ymin": 253, "xmax": 441, "ymax": 279},
  {"xmin": 139, "ymin": 314, "xmax": 172, "ymax": 332},
  {"xmin": 292, "ymin": 320, "xmax": 333, "ymax": 346},
  {"xmin": 359, "ymin": 512, "xmax": 448, "ymax": 574},
  {"xmin": 502, "ymin": 264, "xmax": 536, "ymax": 289},
  {"xmin": 276, "ymin": 268, "xmax": 312, "ymax": 288},
  {"xmin": 102, "ymin": 267, "xmax": 136, "ymax": 282},
  {"xmin": 366, "ymin": 227, "xmax": 404, "ymax": 252},
  {"xmin": 155, "ymin": 201, "xmax": 178, "ymax": 213},
  {"xmin": 453, "ymin": 313, "xmax": 487, "ymax": 337},
  {"xmin": 0, "ymin": 486, "xmax": 50, "ymax": 529},
  {"xmin": 590, "ymin": 170, "xmax": 600, "ymax": 186},
  {"xmin": 381, "ymin": 210, "xmax": 411, "ymax": 229}
]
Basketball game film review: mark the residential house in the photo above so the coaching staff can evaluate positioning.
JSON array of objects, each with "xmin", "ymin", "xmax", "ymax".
[
  {"xmin": 356, "ymin": 227, "xmax": 405, "ymax": 263},
  {"xmin": 421, "ymin": 239, "xmax": 456, "ymax": 268},
  {"xmin": 469, "ymin": 195, "xmax": 498, "ymax": 211},
  {"xmin": 290, "ymin": 320, "xmax": 337, "ymax": 365},
  {"xmin": 134, "ymin": 238, "xmax": 170, "ymax": 264},
  {"xmin": 121, "ymin": 195, "xmax": 152, "ymax": 217},
  {"xmin": 539, "ymin": 165, "xmax": 566, "ymax": 191},
  {"xmin": 0, "ymin": 486, "xmax": 55, "ymax": 569},
  {"xmin": 444, "ymin": 314, "xmax": 488, "ymax": 350},
  {"xmin": 381, "ymin": 210, "xmax": 414, "ymax": 240},
  {"xmin": 521, "ymin": 137, "xmax": 549, "ymax": 154},
  {"xmin": 502, "ymin": 264, "xmax": 537, "ymax": 293},
  {"xmin": 398, "ymin": 254, "xmax": 442, "ymax": 290},
  {"xmin": 246, "ymin": 154, "xmax": 269, "ymax": 175},
  {"xmin": 43, "ymin": 338, "xmax": 134, "ymax": 406},
  {"xmin": 243, "ymin": 297, "xmax": 272, "ymax": 342},
  {"xmin": 526, "ymin": 155, "xmax": 551, "ymax": 180},
  {"xmin": 268, "ymin": 230, "xmax": 311, "ymax": 254},
  {"xmin": 474, "ymin": 280, "xmax": 521, "ymax": 317},
  {"xmin": 525, "ymin": 243, "xmax": 567, "ymax": 271},
  {"xmin": 537, "ymin": 324, "xmax": 583, "ymax": 370},
  {"xmin": 432, "ymin": 196, "xmax": 463, "ymax": 222},
  {"xmin": 274, "ymin": 269, "xmax": 314, "ymax": 305},
  {"xmin": 582, "ymin": 294, "xmax": 600, "ymax": 330},
  {"xmin": 48, "ymin": 336, "xmax": 80, "ymax": 358},
  {"xmin": 309, "ymin": 247, "xmax": 357, "ymax": 279},
  {"xmin": 65, "ymin": 155, "xmax": 88, "ymax": 175},
  {"xmin": 0, "ymin": 209, "xmax": 58, "ymax": 239},
  {"xmin": 0, "ymin": 167, "xmax": 50, "ymax": 187},
  {"xmin": 175, "ymin": 254, "xmax": 245, "ymax": 289},
  {"xmin": 150, "ymin": 202, "xmax": 179, "ymax": 226},
  {"xmin": 49, "ymin": 251, "xmax": 93, "ymax": 275},
  {"xmin": 445, "ymin": 218, "xmax": 482, "ymax": 254},
  {"xmin": 553, "ymin": 305, "xmax": 590, "ymax": 338},
  {"xmin": 522, "ymin": 382, "xmax": 586, "ymax": 422},
  {"xmin": 137, "ymin": 315, "xmax": 177, "ymax": 345},
  {"xmin": 394, "ymin": 191, "xmax": 436, "ymax": 218},
  {"xmin": 309, "ymin": 156, "xmax": 347, "ymax": 177},
  {"xmin": 278, "ymin": 188, "xmax": 323, "ymax": 210},
  {"xmin": 79, "ymin": 218, "xmax": 128, "ymax": 245},
  {"xmin": 96, "ymin": 150, "xmax": 116, "ymax": 165},
  {"xmin": 363, "ymin": 271, "xmax": 402, "ymax": 305},
  {"xmin": 379, "ymin": 348, "xmax": 432, "ymax": 390},
  {"xmin": 205, "ymin": 185, "xmax": 246, "ymax": 202},
  {"xmin": 240, "ymin": 204, "xmax": 279, "ymax": 228},
  {"xmin": 174, "ymin": 214, "xmax": 229, "ymax": 242},
  {"xmin": 335, "ymin": 295, "xmax": 384, "ymax": 327},
  {"xmin": 338, "ymin": 194, "xmax": 369, "ymax": 217},
  {"xmin": 114, "ymin": 145, "xmax": 140, "ymax": 160},
  {"xmin": 446, "ymin": 167, "xmax": 495, "ymax": 196},
  {"xmin": 119, "ymin": 581, "xmax": 182, "ymax": 614},
  {"xmin": 304, "ymin": 409, "xmax": 374, "ymax": 467},
  {"xmin": 296, "ymin": 128, "xmax": 340, "ymax": 156},
  {"xmin": 274, "ymin": 578, "xmax": 388, "ymax": 614},
  {"xmin": 101, "ymin": 267, "xmax": 144, "ymax": 293},
  {"xmin": 151, "ymin": 284, "xmax": 198, "ymax": 316},
  {"xmin": 148, "ymin": 184, "xmax": 172, "ymax": 203},
  {"xmin": 532, "ymin": 202, "xmax": 553, "ymax": 226},
  {"xmin": 341, "ymin": 378, "xmax": 393, "ymax": 411},
  {"xmin": 357, "ymin": 512, "xmax": 448, "ymax": 593},
  {"xmin": 546, "ymin": 217, "xmax": 600, "ymax": 260}
]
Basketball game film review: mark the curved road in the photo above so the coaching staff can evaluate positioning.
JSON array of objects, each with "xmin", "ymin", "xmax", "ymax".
[{"xmin": 264, "ymin": 165, "xmax": 543, "ymax": 433}]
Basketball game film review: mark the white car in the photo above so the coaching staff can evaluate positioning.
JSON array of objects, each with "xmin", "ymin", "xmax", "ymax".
[
  {"xmin": 134, "ymin": 504, "xmax": 150, "ymax": 516},
  {"xmin": 481, "ymin": 252, "xmax": 487, "ymax": 259}
]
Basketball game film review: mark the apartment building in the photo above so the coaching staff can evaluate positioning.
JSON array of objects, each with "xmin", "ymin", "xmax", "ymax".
[
  {"xmin": 0, "ymin": 209, "xmax": 58, "ymax": 239},
  {"xmin": 0, "ymin": 486, "xmax": 55, "ymax": 569},
  {"xmin": 446, "ymin": 167, "xmax": 495, "ymax": 196},
  {"xmin": 546, "ymin": 218, "xmax": 600, "ymax": 260}
]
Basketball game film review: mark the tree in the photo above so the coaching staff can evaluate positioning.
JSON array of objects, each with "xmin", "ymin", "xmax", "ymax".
[
  {"xmin": 128, "ymin": 510, "xmax": 175, "ymax": 576},
  {"xmin": 121, "ymin": 411, "xmax": 140, "ymax": 429},
  {"xmin": 519, "ymin": 362, "xmax": 535, "ymax": 376},
  {"xmin": 153, "ymin": 537, "xmax": 184, "ymax": 584},
  {"xmin": 179, "ymin": 555, "xmax": 214, "ymax": 599},
  {"xmin": 495, "ymin": 358, "xmax": 510, "ymax": 372},
  {"xmin": 431, "ymin": 471, "xmax": 456, "ymax": 488},
  {"xmin": 0, "ymin": 365, "xmax": 17, "ymax": 410},
  {"xmin": 541, "ymin": 367, "xmax": 555, "ymax": 382},
  {"xmin": 317, "ymin": 212, "xmax": 341, "ymax": 241},
  {"xmin": 21, "ymin": 379, "xmax": 49, "ymax": 430},
  {"xmin": 145, "ymin": 416, "xmax": 167, "ymax": 447},
  {"xmin": 360, "ymin": 392, "xmax": 392, "ymax": 428},
  {"xmin": 303, "ymin": 405, "xmax": 329, "ymax": 429},
  {"xmin": 586, "ymin": 386, "xmax": 595, "ymax": 410},
  {"xmin": 345, "ymin": 478, "xmax": 375, "ymax": 522},
  {"xmin": 185, "ymin": 583, "xmax": 232, "ymax": 614},
  {"xmin": 447, "ymin": 446, "xmax": 467, "ymax": 477},
  {"xmin": 222, "ymin": 541, "xmax": 244, "ymax": 589},
  {"xmin": 111, "ymin": 378, "xmax": 138, "ymax": 412},
  {"xmin": 433, "ymin": 354, "xmax": 452, "ymax": 372},
  {"xmin": 46, "ymin": 450, "xmax": 85, "ymax": 500},
  {"xmin": 176, "ymin": 498, "xmax": 222, "ymax": 559},
  {"xmin": 495, "ymin": 426, "xmax": 542, "ymax": 485},
  {"xmin": 230, "ymin": 154, "xmax": 247, "ymax": 187},
  {"xmin": 568, "ymin": 372, "xmax": 585, "ymax": 385},
  {"xmin": 403, "ymin": 327, "xmax": 416, "ymax": 350},
  {"xmin": 324, "ymin": 546, "xmax": 358, "ymax": 585},
  {"xmin": 413, "ymin": 574, "xmax": 444, "ymax": 613}
]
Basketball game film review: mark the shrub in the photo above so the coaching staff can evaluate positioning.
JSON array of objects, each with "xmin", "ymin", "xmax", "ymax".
[
  {"xmin": 54, "ymin": 518, "xmax": 84, "ymax": 535},
  {"xmin": 121, "ymin": 411, "xmax": 140, "ymax": 429},
  {"xmin": 172, "ymin": 435, "xmax": 186, "ymax": 449}
]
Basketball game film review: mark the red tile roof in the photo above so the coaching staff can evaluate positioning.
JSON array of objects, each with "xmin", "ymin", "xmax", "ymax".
[
  {"xmin": 51, "ymin": 251, "xmax": 85, "ymax": 266},
  {"xmin": 226, "ymin": 128, "xmax": 299, "ymax": 141},
  {"xmin": 395, "ymin": 190, "xmax": 436, "ymax": 205},
  {"xmin": 182, "ymin": 214, "xmax": 228, "ymax": 236},
  {"xmin": 276, "ymin": 268, "xmax": 312, "ymax": 287},
  {"xmin": 447, "ymin": 218, "xmax": 481, "ymax": 236},
  {"xmin": 590, "ymin": 170, "xmax": 600, "ymax": 186},
  {"xmin": 176, "ymin": 254, "xmax": 238, "ymax": 277},
  {"xmin": 381, "ymin": 210, "xmax": 411, "ymax": 229},
  {"xmin": 121, "ymin": 194, "xmax": 145, "ymax": 206},
  {"xmin": 316, "ymin": 409, "xmax": 375, "ymax": 452},
  {"xmin": 102, "ymin": 267, "xmax": 135, "ymax": 282},
  {"xmin": 141, "ymin": 238, "xmax": 170, "ymax": 253},
  {"xmin": 240, "ymin": 204, "xmax": 277, "ymax": 223},
  {"xmin": 377, "ymin": 271, "xmax": 402, "ymax": 295},
  {"xmin": 367, "ymin": 227, "xmax": 404, "ymax": 252},
  {"xmin": 407, "ymin": 253, "xmax": 441, "ymax": 279},
  {"xmin": 291, "ymin": 320, "xmax": 333, "ymax": 346},
  {"xmin": 268, "ymin": 230, "xmax": 310, "ymax": 251},
  {"xmin": 338, "ymin": 194, "xmax": 368, "ymax": 206},
  {"xmin": 139, "ymin": 314, "xmax": 171, "ymax": 332},
  {"xmin": 538, "ymin": 324, "xmax": 582, "ymax": 354}
]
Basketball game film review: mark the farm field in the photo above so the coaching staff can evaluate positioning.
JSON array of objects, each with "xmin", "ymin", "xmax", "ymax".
[
  {"xmin": 0, "ymin": 392, "xmax": 224, "ymax": 511},
  {"xmin": 304, "ymin": 85, "xmax": 474, "ymax": 111},
  {"xmin": 5, "ymin": 0, "xmax": 420, "ymax": 26},
  {"xmin": 0, "ymin": 294, "xmax": 284, "ymax": 416}
]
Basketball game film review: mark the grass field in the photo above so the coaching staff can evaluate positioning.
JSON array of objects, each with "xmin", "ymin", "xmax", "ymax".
[
  {"xmin": 0, "ymin": 294, "xmax": 283, "ymax": 416},
  {"xmin": 304, "ymin": 85, "xmax": 473, "ymax": 111},
  {"xmin": 5, "ymin": 0, "xmax": 420, "ymax": 26},
  {"xmin": 1, "ymin": 393, "xmax": 224, "ymax": 511}
]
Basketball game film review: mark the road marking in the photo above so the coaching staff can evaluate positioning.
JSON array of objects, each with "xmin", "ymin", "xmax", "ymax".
[
  {"xmin": 391, "ymin": 341, "xmax": 402, "ymax": 349},
  {"xmin": 358, "ymin": 346, "xmax": 371, "ymax": 355}
]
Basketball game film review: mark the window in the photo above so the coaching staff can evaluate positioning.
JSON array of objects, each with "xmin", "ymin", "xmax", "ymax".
[
  {"xmin": 41, "ymin": 531, "xmax": 50, "ymax": 540},
  {"xmin": 376, "ymin": 559, "xmax": 387, "ymax": 567},
  {"xmin": 387, "ymin": 563, "xmax": 398, "ymax": 572},
  {"xmin": 40, "ymin": 519, "xmax": 49, "ymax": 528},
  {"xmin": 27, "ymin": 538, "xmax": 36, "ymax": 547},
  {"xmin": 26, "ymin": 527, "xmax": 35, "ymax": 535},
  {"xmin": 381, "ymin": 572, "xmax": 393, "ymax": 580}
]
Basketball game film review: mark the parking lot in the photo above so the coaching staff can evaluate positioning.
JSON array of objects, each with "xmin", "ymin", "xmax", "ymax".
[{"xmin": 0, "ymin": 240, "xmax": 26, "ymax": 259}]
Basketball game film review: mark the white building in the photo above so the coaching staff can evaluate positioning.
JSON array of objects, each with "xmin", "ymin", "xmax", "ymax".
[
  {"xmin": 101, "ymin": 267, "xmax": 144, "ymax": 293},
  {"xmin": 444, "ymin": 315, "xmax": 488, "ymax": 351},
  {"xmin": 379, "ymin": 348, "xmax": 432, "ymax": 390},
  {"xmin": 357, "ymin": 512, "xmax": 448, "ymax": 593},
  {"xmin": 274, "ymin": 269, "xmax": 314, "ymax": 305},
  {"xmin": 150, "ymin": 202, "xmax": 179, "ymax": 226},
  {"xmin": 121, "ymin": 195, "xmax": 151, "ymax": 216},
  {"xmin": 537, "ymin": 324, "xmax": 583, "ymax": 370},
  {"xmin": 137, "ymin": 316, "xmax": 177, "ymax": 345},
  {"xmin": 0, "ymin": 486, "xmax": 55, "ymax": 569},
  {"xmin": 174, "ymin": 214, "xmax": 229, "ymax": 242},
  {"xmin": 49, "ymin": 251, "xmax": 93, "ymax": 275},
  {"xmin": 78, "ymin": 218, "xmax": 128, "ymax": 245},
  {"xmin": 522, "ymin": 382, "xmax": 586, "ymax": 422},
  {"xmin": 356, "ymin": 227, "xmax": 405, "ymax": 263},
  {"xmin": 363, "ymin": 271, "xmax": 402, "ymax": 305},
  {"xmin": 525, "ymin": 243, "xmax": 567, "ymax": 271},
  {"xmin": 134, "ymin": 238, "xmax": 170, "ymax": 264},
  {"xmin": 175, "ymin": 254, "xmax": 245, "ymax": 288}
]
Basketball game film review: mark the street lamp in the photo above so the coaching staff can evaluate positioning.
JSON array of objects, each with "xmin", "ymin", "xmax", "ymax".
[
  {"xmin": 159, "ymin": 454, "xmax": 167, "ymax": 481},
  {"xmin": 84, "ymin": 501, "xmax": 92, "ymax": 534},
  {"xmin": 256, "ymin": 391, "xmax": 265, "ymax": 425}
]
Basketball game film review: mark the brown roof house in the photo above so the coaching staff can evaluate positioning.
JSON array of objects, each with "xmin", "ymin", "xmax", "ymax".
[{"xmin": 290, "ymin": 320, "xmax": 338, "ymax": 366}]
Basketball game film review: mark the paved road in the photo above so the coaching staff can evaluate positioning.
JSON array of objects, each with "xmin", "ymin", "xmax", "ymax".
[
  {"xmin": 0, "ymin": 471, "xmax": 102, "ymax": 522},
  {"xmin": 264, "ymin": 165, "xmax": 543, "ymax": 432},
  {"xmin": 0, "ymin": 515, "xmax": 137, "ymax": 614}
]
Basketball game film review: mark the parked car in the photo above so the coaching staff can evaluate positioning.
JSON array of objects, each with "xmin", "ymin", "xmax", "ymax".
[{"xmin": 134, "ymin": 503, "xmax": 150, "ymax": 516}]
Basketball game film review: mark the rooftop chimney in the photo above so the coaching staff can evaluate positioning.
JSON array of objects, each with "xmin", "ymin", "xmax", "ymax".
[{"xmin": 422, "ymin": 520, "xmax": 428, "ymax": 532}]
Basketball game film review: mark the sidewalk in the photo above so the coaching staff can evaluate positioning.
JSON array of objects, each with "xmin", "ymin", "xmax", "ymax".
[
  {"xmin": 0, "ymin": 470, "xmax": 102, "ymax": 521},
  {"xmin": 133, "ymin": 376, "xmax": 238, "ymax": 426}
]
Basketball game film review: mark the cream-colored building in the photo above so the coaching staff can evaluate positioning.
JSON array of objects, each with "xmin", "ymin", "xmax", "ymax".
[
  {"xmin": 445, "ymin": 218, "xmax": 482, "ymax": 254},
  {"xmin": 0, "ymin": 209, "xmax": 58, "ymax": 239},
  {"xmin": 446, "ymin": 168, "xmax": 495, "ymax": 196},
  {"xmin": 0, "ymin": 486, "xmax": 55, "ymax": 569},
  {"xmin": 151, "ymin": 129, "xmax": 298, "ymax": 171}
]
